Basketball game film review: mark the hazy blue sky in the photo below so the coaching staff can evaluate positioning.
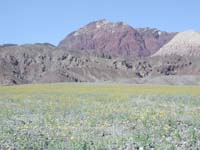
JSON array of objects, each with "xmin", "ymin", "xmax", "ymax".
[{"xmin": 0, "ymin": 0, "xmax": 199, "ymax": 45}]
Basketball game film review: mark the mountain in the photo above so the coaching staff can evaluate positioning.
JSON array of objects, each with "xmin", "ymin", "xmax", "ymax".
[
  {"xmin": 58, "ymin": 19, "xmax": 175, "ymax": 58},
  {"xmin": 137, "ymin": 28, "xmax": 176, "ymax": 55},
  {"xmin": 0, "ymin": 43, "xmax": 137, "ymax": 85},
  {"xmin": 1, "ymin": 43, "xmax": 200, "ymax": 85},
  {"xmin": 1, "ymin": 20, "xmax": 200, "ymax": 85},
  {"xmin": 153, "ymin": 30, "xmax": 200, "ymax": 56}
]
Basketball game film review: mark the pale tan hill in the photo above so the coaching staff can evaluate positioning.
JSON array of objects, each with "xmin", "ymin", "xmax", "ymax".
[{"xmin": 153, "ymin": 30, "xmax": 200, "ymax": 56}]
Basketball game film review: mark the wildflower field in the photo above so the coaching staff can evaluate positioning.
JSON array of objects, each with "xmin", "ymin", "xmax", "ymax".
[{"xmin": 0, "ymin": 83, "xmax": 200, "ymax": 150}]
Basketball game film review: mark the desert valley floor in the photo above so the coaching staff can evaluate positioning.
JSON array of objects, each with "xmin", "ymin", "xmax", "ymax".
[{"xmin": 0, "ymin": 83, "xmax": 200, "ymax": 150}]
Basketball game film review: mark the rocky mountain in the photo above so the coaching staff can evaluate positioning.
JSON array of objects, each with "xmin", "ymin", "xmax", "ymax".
[
  {"xmin": 137, "ymin": 28, "xmax": 176, "ymax": 55},
  {"xmin": 0, "ymin": 43, "xmax": 137, "ymax": 85},
  {"xmin": 58, "ymin": 19, "xmax": 176, "ymax": 58},
  {"xmin": 1, "ymin": 43, "xmax": 200, "ymax": 85},
  {"xmin": 0, "ymin": 20, "xmax": 200, "ymax": 85},
  {"xmin": 153, "ymin": 30, "xmax": 200, "ymax": 56}
]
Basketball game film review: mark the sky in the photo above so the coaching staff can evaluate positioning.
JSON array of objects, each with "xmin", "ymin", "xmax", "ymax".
[{"xmin": 0, "ymin": 0, "xmax": 199, "ymax": 45}]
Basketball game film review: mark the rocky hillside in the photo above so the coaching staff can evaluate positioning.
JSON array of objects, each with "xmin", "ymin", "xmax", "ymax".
[
  {"xmin": 58, "ymin": 19, "xmax": 176, "ymax": 58},
  {"xmin": 153, "ymin": 30, "xmax": 200, "ymax": 56},
  {"xmin": 1, "ymin": 20, "xmax": 200, "ymax": 85},
  {"xmin": 0, "ymin": 44, "xmax": 137, "ymax": 85},
  {"xmin": 137, "ymin": 28, "xmax": 176, "ymax": 55},
  {"xmin": 1, "ymin": 43, "xmax": 200, "ymax": 85}
]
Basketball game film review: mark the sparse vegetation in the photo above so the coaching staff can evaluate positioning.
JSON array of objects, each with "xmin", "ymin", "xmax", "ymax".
[{"xmin": 0, "ymin": 83, "xmax": 200, "ymax": 149}]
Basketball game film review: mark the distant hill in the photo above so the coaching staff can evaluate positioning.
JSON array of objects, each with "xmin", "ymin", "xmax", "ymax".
[{"xmin": 153, "ymin": 30, "xmax": 200, "ymax": 56}]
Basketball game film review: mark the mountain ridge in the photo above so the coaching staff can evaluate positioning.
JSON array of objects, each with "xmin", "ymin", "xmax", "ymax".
[
  {"xmin": 58, "ymin": 19, "xmax": 176, "ymax": 58},
  {"xmin": 0, "ymin": 19, "xmax": 200, "ymax": 85}
]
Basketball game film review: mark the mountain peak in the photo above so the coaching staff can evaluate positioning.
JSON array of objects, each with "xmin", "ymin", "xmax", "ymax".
[
  {"xmin": 86, "ymin": 19, "xmax": 130, "ymax": 30},
  {"xmin": 88, "ymin": 19, "xmax": 110, "ymax": 28},
  {"xmin": 178, "ymin": 30, "xmax": 200, "ymax": 37},
  {"xmin": 58, "ymin": 20, "xmax": 176, "ymax": 57},
  {"xmin": 94, "ymin": 19, "xmax": 110, "ymax": 24},
  {"xmin": 183, "ymin": 29, "xmax": 198, "ymax": 33}
]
